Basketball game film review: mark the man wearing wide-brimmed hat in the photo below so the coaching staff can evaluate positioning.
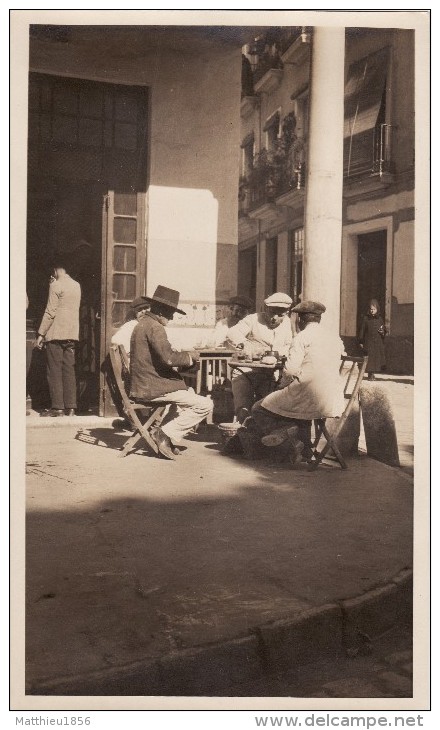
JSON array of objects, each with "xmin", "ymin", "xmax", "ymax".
[
  {"xmin": 247, "ymin": 300, "xmax": 345, "ymax": 462},
  {"xmin": 130, "ymin": 285, "xmax": 213, "ymax": 460},
  {"xmin": 226, "ymin": 292, "xmax": 294, "ymax": 422},
  {"xmin": 111, "ymin": 296, "xmax": 150, "ymax": 359}
]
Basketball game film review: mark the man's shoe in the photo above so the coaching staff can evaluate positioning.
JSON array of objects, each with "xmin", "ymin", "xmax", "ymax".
[
  {"xmin": 151, "ymin": 427, "xmax": 176, "ymax": 460},
  {"xmin": 261, "ymin": 425, "xmax": 299, "ymax": 447},
  {"xmin": 65, "ymin": 409, "xmax": 76, "ymax": 417},
  {"xmin": 40, "ymin": 409, "xmax": 65, "ymax": 418}
]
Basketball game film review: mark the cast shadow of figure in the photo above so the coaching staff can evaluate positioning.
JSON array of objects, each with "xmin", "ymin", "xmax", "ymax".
[{"xmin": 75, "ymin": 425, "xmax": 157, "ymax": 459}]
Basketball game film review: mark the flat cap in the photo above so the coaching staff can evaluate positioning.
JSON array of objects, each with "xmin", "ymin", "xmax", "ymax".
[
  {"xmin": 229, "ymin": 295, "xmax": 254, "ymax": 310},
  {"xmin": 291, "ymin": 300, "xmax": 326, "ymax": 315},
  {"xmin": 131, "ymin": 296, "xmax": 150, "ymax": 311},
  {"xmin": 264, "ymin": 292, "xmax": 293, "ymax": 309}
]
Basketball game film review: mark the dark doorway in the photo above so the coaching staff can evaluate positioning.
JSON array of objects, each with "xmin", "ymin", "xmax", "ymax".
[
  {"xmin": 26, "ymin": 73, "xmax": 148, "ymax": 413},
  {"xmin": 357, "ymin": 229, "xmax": 387, "ymax": 332}
]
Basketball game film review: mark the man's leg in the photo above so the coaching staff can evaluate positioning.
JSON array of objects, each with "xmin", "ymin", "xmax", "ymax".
[
  {"xmin": 152, "ymin": 388, "xmax": 213, "ymax": 444},
  {"xmin": 231, "ymin": 371, "xmax": 260, "ymax": 422},
  {"xmin": 251, "ymin": 401, "xmax": 304, "ymax": 463},
  {"xmin": 45, "ymin": 341, "xmax": 64, "ymax": 410},
  {"xmin": 62, "ymin": 340, "xmax": 77, "ymax": 410},
  {"xmin": 251, "ymin": 400, "xmax": 296, "ymax": 436}
]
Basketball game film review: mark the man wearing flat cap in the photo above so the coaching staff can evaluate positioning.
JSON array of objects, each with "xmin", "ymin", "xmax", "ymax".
[
  {"xmin": 226, "ymin": 292, "xmax": 293, "ymax": 421},
  {"xmin": 249, "ymin": 300, "xmax": 345, "ymax": 461},
  {"xmin": 213, "ymin": 294, "xmax": 254, "ymax": 347},
  {"xmin": 129, "ymin": 285, "xmax": 213, "ymax": 460}
]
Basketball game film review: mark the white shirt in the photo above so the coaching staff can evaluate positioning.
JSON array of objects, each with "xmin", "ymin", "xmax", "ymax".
[
  {"xmin": 227, "ymin": 312, "xmax": 293, "ymax": 355},
  {"xmin": 262, "ymin": 322, "xmax": 346, "ymax": 419},
  {"xmin": 111, "ymin": 319, "xmax": 138, "ymax": 356}
]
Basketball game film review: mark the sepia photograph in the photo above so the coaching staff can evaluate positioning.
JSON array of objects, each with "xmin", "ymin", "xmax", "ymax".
[{"xmin": 10, "ymin": 8, "xmax": 430, "ymax": 714}]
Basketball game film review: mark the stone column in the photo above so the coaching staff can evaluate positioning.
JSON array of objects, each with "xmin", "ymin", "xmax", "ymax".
[
  {"xmin": 255, "ymin": 236, "xmax": 267, "ymax": 310},
  {"xmin": 276, "ymin": 230, "xmax": 290, "ymax": 294},
  {"xmin": 303, "ymin": 27, "xmax": 345, "ymax": 335}
]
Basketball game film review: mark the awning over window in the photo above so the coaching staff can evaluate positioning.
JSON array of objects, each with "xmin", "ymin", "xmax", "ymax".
[
  {"xmin": 263, "ymin": 110, "xmax": 280, "ymax": 132},
  {"xmin": 344, "ymin": 47, "xmax": 389, "ymax": 138}
]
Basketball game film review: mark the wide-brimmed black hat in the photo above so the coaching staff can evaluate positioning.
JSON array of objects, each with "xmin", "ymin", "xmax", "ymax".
[{"xmin": 146, "ymin": 285, "xmax": 186, "ymax": 315}]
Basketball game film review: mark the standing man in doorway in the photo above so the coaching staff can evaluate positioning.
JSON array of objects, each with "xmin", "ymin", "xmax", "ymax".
[{"xmin": 35, "ymin": 253, "xmax": 81, "ymax": 417}]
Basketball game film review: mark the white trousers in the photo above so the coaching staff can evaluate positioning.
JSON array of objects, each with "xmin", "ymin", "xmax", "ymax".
[{"xmin": 152, "ymin": 388, "xmax": 213, "ymax": 443}]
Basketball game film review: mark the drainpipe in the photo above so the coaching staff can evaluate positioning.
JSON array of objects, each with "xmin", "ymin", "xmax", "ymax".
[{"xmin": 303, "ymin": 27, "xmax": 345, "ymax": 336}]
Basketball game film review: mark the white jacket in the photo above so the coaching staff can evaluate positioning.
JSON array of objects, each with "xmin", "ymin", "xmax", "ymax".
[{"xmin": 261, "ymin": 322, "xmax": 345, "ymax": 420}]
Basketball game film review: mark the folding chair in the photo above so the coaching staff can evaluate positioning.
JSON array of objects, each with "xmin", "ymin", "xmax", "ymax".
[
  {"xmin": 307, "ymin": 355, "xmax": 369, "ymax": 470},
  {"xmin": 108, "ymin": 344, "xmax": 169, "ymax": 458}
]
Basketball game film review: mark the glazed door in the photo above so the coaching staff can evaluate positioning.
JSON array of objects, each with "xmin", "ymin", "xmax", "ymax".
[{"xmin": 100, "ymin": 191, "xmax": 146, "ymax": 416}]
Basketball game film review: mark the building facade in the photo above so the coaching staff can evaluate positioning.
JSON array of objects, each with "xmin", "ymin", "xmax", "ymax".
[
  {"xmin": 26, "ymin": 25, "xmax": 256, "ymax": 414},
  {"xmin": 238, "ymin": 27, "xmax": 414, "ymax": 373}
]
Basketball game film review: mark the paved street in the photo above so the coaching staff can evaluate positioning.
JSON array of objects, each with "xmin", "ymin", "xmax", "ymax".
[{"xmin": 24, "ymin": 377, "xmax": 414, "ymax": 695}]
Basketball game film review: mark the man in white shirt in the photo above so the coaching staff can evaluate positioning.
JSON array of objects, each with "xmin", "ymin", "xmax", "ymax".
[
  {"xmin": 111, "ymin": 296, "xmax": 150, "ymax": 358},
  {"xmin": 226, "ymin": 292, "xmax": 293, "ymax": 422},
  {"xmin": 246, "ymin": 300, "xmax": 345, "ymax": 462}
]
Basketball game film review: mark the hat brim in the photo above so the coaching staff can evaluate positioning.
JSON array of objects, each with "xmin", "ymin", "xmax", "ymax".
[{"xmin": 145, "ymin": 295, "xmax": 186, "ymax": 316}]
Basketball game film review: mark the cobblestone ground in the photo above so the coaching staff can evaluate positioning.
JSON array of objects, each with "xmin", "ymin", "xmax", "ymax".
[{"xmin": 229, "ymin": 624, "xmax": 413, "ymax": 697}]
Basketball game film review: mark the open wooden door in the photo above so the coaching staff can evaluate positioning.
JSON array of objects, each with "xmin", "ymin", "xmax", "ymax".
[{"xmin": 99, "ymin": 191, "xmax": 146, "ymax": 416}]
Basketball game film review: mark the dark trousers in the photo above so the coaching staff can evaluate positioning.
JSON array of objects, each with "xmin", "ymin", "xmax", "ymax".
[
  {"xmin": 45, "ymin": 340, "xmax": 77, "ymax": 410},
  {"xmin": 251, "ymin": 401, "xmax": 312, "ymax": 447}
]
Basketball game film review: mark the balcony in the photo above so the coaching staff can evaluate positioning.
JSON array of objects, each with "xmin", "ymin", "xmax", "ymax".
[
  {"xmin": 239, "ymin": 120, "xmax": 307, "ymax": 219},
  {"xmin": 249, "ymin": 28, "xmax": 304, "ymax": 84},
  {"xmin": 343, "ymin": 123, "xmax": 395, "ymax": 198}
]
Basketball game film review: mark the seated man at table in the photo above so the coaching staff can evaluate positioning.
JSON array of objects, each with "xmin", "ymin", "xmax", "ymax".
[
  {"xmin": 130, "ymin": 285, "xmax": 213, "ymax": 460},
  {"xmin": 226, "ymin": 292, "xmax": 293, "ymax": 422},
  {"xmin": 244, "ymin": 300, "xmax": 345, "ymax": 462},
  {"xmin": 213, "ymin": 295, "xmax": 254, "ymax": 347}
]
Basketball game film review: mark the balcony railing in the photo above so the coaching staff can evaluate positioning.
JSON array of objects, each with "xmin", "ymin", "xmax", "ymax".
[
  {"xmin": 239, "ymin": 138, "xmax": 307, "ymax": 214},
  {"xmin": 373, "ymin": 123, "xmax": 392, "ymax": 176},
  {"xmin": 344, "ymin": 123, "xmax": 393, "ymax": 179},
  {"xmin": 246, "ymin": 28, "xmax": 304, "ymax": 86}
]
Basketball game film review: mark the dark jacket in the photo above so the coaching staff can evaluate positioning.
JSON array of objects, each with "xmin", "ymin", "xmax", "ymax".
[
  {"xmin": 129, "ymin": 312, "xmax": 192, "ymax": 400},
  {"xmin": 359, "ymin": 314, "xmax": 386, "ymax": 372}
]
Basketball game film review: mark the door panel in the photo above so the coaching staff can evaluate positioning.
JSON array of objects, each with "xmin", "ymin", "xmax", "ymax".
[{"xmin": 100, "ymin": 191, "xmax": 146, "ymax": 416}]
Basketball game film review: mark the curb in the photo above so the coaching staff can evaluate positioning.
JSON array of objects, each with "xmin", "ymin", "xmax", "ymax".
[
  {"xmin": 26, "ymin": 415, "xmax": 125, "ymax": 429},
  {"xmin": 27, "ymin": 569, "xmax": 412, "ymax": 696}
]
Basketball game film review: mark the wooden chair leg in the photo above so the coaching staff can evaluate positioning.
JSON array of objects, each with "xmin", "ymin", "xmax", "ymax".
[
  {"xmin": 317, "ymin": 424, "xmax": 348, "ymax": 470},
  {"xmin": 119, "ymin": 431, "xmax": 143, "ymax": 458}
]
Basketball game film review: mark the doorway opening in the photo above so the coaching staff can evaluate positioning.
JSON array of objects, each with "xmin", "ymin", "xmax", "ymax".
[
  {"xmin": 357, "ymin": 229, "xmax": 387, "ymax": 333},
  {"xmin": 26, "ymin": 73, "xmax": 148, "ymax": 414}
]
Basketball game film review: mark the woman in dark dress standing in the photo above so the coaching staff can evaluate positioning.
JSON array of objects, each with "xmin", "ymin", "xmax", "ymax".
[{"xmin": 359, "ymin": 298, "xmax": 387, "ymax": 380}]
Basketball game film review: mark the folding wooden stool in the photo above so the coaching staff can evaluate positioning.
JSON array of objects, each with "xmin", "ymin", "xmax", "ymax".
[
  {"xmin": 307, "ymin": 355, "xmax": 369, "ymax": 470},
  {"xmin": 109, "ymin": 344, "xmax": 169, "ymax": 458}
]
